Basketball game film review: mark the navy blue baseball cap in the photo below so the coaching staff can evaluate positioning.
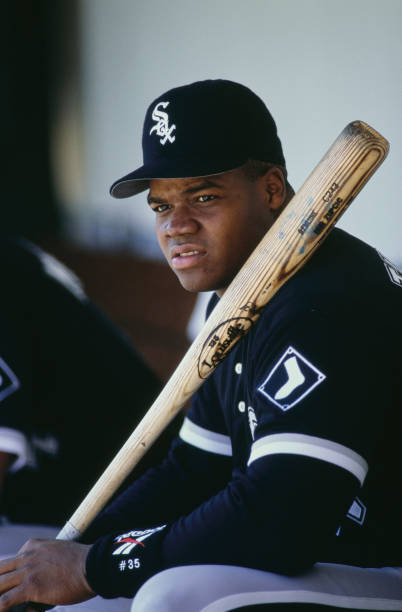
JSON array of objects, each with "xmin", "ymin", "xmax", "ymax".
[{"xmin": 110, "ymin": 79, "xmax": 286, "ymax": 199}]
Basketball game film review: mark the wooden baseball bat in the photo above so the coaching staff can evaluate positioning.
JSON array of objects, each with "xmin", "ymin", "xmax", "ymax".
[{"xmin": 58, "ymin": 120, "xmax": 389, "ymax": 541}]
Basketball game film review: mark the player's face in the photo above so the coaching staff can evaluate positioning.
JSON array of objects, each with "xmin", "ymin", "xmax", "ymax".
[{"xmin": 148, "ymin": 166, "xmax": 285, "ymax": 295}]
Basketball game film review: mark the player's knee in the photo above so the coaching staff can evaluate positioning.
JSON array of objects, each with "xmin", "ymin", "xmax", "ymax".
[{"xmin": 131, "ymin": 567, "xmax": 195, "ymax": 612}]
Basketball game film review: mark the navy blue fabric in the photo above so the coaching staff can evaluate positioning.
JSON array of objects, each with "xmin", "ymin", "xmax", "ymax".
[
  {"xmin": 110, "ymin": 79, "xmax": 285, "ymax": 198},
  {"xmin": 85, "ymin": 229, "xmax": 402, "ymax": 599},
  {"xmin": 0, "ymin": 235, "xmax": 167, "ymax": 525}
]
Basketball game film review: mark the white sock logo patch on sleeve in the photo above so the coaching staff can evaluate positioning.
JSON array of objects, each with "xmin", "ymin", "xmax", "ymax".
[
  {"xmin": 378, "ymin": 251, "xmax": 402, "ymax": 288},
  {"xmin": 258, "ymin": 346, "xmax": 326, "ymax": 411}
]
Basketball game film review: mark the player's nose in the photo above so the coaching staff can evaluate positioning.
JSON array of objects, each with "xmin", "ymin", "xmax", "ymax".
[{"xmin": 163, "ymin": 205, "xmax": 199, "ymax": 237}]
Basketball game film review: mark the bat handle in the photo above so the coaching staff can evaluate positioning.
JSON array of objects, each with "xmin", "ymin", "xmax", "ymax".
[{"xmin": 57, "ymin": 521, "xmax": 82, "ymax": 542}]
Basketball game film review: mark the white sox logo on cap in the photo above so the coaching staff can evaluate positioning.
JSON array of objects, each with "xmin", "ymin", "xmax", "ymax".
[
  {"xmin": 149, "ymin": 101, "xmax": 176, "ymax": 145},
  {"xmin": 110, "ymin": 80, "xmax": 286, "ymax": 198}
]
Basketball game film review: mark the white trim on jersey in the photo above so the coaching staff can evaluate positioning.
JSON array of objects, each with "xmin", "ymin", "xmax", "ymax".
[
  {"xmin": 247, "ymin": 433, "xmax": 368, "ymax": 485},
  {"xmin": 25, "ymin": 241, "xmax": 87, "ymax": 301},
  {"xmin": 179, "ymin": 418, "xmax": 232, "ymax": 456},
  {"xmin": 0, "ymin": 427, "xmax": 35, "ymax": 473}
]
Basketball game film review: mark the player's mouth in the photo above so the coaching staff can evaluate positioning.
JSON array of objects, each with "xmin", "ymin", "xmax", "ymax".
[{"xmin": 171, "ymin": 245, "xmax": 207, "ymax": 270}]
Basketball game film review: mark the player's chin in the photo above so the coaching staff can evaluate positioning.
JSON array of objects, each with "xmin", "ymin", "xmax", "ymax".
[{"xmin": 174, "ymin": 269, "xmax": 221, "ymax": 294}]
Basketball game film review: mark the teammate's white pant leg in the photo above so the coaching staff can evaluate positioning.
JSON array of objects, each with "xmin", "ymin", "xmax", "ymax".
[{"xmin": 131, "ymin": 563, "xmax": 402, "ymax": 612}]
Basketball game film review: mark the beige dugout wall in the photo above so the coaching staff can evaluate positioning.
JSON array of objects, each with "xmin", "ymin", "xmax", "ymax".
[{"xmin": 75, "ymin": 0, "xmax": 402, "ymax": 265}]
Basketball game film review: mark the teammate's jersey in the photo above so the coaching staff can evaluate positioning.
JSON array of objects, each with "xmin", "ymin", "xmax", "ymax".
[
  {"xmin": 85, "ymin": 229, "xmax": 402, "ymax": 599},
  {"xmin": 0, "ymin": 234, "xmax": 165, "ymax": 525}
]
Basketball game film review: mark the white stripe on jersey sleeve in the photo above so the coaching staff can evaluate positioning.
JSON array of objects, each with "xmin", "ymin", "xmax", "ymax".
[
  {"xmin": 248, "ymin": 433, "xmax": 368, "ymax": 485},
  {"xmin": 179, "ymin": 417, "xmax": 232, "ymax": 456},
  {"xmin": 0, "ymin": 427, "xmax": 35, "ymax": 473}
]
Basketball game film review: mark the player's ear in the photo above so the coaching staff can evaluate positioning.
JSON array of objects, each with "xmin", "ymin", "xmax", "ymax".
[{"xmin": 263, "ymin": 167, "xmax": 287, "ymax": 213}]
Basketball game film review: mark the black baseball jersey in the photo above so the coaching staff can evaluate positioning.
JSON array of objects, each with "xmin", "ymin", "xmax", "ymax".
[
  {"xmin": 0, "ymin": 234, "xmax": 173, "ymax": 525},
  {"xmin": 84, "ymin": 229, "xmax": 402, "ymax": 599}
]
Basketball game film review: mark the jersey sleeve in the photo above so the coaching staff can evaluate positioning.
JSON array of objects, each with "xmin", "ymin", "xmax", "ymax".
[
  {"xmin": 85, "ymin": 454, "xmax": 357, "ymax": 598},
  {"xmin": 248, "ymin": 302, "xmax": 384, "ymax": 480},
  {"xmin": 85, "ymin": 295, "xmax": 390, "ymax": 598},
  {"xmin": 83, "ymin": 375, "xmax": 233, "ymax": 544}
]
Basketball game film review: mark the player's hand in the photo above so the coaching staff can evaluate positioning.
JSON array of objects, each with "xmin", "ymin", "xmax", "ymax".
[{"xmin": 0, "ymin": 539, "xmax": 95, "ymax": 611}]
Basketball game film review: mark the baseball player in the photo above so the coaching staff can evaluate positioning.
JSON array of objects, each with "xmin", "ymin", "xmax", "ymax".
[
  {"xmin": 0, "ymin": 234, "xmax": 177, "ymax": 550},
  {"xmin": 0, "ymin": 80, "xmax": 401, "ymax": 612}
]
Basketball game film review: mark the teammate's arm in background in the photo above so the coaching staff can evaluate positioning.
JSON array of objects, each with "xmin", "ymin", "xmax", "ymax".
[{"xmin": 0, "ymin": 452, "xmax": 14, "ymax": 502}]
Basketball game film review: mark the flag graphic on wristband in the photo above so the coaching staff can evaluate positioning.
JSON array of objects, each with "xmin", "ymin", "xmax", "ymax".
[{"xmin": 112, "ymin": 525, "xmax": 166, "ymax": 555}]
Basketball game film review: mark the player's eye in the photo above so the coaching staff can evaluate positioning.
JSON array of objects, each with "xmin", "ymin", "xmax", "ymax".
[
  {"xmin": 197, "ymin": 194, "xmax": 216, "ymax": 203},
  {"xmin": 151, "ymin": 204, "xmax": 169, "ymax": 213}
]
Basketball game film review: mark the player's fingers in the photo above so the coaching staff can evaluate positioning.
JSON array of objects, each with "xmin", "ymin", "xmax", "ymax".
[
  {"xmin": 0, "ymin": 585, "xmax": 26, "ymax": 611},
  {"xmin": 0, "ymin": 557, "xmax": 18, "ymax": 577},
  {"xmin": 0, "ymin": 565, "xmax": 21, "ymax": 595}
]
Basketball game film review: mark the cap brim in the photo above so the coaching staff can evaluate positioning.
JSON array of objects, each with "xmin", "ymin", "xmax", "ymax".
[
  {"xmin": 109, "ymin": 156, "xmax": 249, "ymax": 199},
  {"xmin": 110, "ymin": 172, "xmax": 150, "ymax": 198}
]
